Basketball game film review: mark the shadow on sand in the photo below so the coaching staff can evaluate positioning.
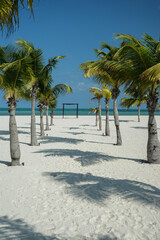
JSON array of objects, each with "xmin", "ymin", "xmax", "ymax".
[
  {"xmin": 35, "ymin": 149, "xmax": 144, "ymax": 166},
  {"xmin": 0, "ymin": 160, "xmax": 10, "ymax": 166},
  {"xmin": 0, "ymin": 130, "xmax": 29, "ymax": 136},
  {"xmin": 40, "ymin": 136, "xmax": 84, "ymax": 145},
  {"xmin": 43, "ymin": 172, "xmax": 160, "ymax": 207},
  {"xmin": 0, "ymin": 216, "xmax": 118, "ymax": 240}
]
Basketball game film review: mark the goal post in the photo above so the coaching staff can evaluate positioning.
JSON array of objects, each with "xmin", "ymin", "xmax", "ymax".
[{"xmin": 62, "ymin": 103, "xmax": 79, "ymax": 118}]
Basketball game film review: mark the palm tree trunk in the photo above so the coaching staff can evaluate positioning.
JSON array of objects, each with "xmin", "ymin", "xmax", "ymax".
[
  {"xmin": 45, "ymin": 103, "xmax": 50, "ymax": 130},
  {"xmin": 50, "ymin": 108, "xmax": 54, "ymax": 126},
  {"xmin": 112, "ymin": 88, "xmax": 122, "ymax": 145},
  {"xmin": 98, "ymin": 99, "xmax": 102, "ymax": 131},
  {"xmin": 138, "ymin": 104, "xmax": 140, "ymax": 122},
  {"xmin": 39, "ymin": 105, "xmax": 45, "ymax": 136},
  {"xmin": 105, "ymin": 99, "xmax": 110, "ymax": 136},
  {"xmin": 8, "ymin": 97, "xmax": 21, "ymax": 166},
  {"xmin": 95, "ymin": 112, "xmax": 98, "ymax": 126},
  {"xmin": 147, "ymin": 95, "xmax": 160, "ymax": 163},
  {"xmin": 31, "ymin": 83, "xmax": 39, "ymax": 146}
]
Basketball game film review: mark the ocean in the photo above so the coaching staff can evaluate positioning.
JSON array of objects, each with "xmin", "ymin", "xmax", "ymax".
[{"xmin": 0, "ymin": 108, "xmax": 160, "ymax": 116}]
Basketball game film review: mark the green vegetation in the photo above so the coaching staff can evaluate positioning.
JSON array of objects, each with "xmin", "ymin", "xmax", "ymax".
[
  {"xmin": 0, "ymin": 0, "xmax": 34, "ymax": 34},
  {"xmin": 80, "ymin": 34, "xmax": 160, "ymax": 163},
  {"xmin": 0, "ymin": 39, "xmax": 72, "ymax": 165}
]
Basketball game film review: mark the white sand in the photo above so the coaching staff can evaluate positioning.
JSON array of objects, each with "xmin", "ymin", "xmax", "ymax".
[{"xmin": 0, "ymin": 115, "xmax": 160, "ymax": 240}]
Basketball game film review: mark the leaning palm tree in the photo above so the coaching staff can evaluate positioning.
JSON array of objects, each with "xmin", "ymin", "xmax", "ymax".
[
  {"xmin": 0, "ymin": 45, "xmax": 30, "ymax": 165},
  {"xmin": 89, "ymin": 107, "xmax": 99, "ymax": 126},
  {"xmin": 115, "ymin": 33, "xmax": 160, "ymax": 163},
  {"xmin": 80, "ymin": 43, "xmax": 124, "ymax": 144},
  {"xmin": 120, "ymin": 93, "xmax": 147, "ymax": 122},
  {"xmin": 16, "ymin": 39, "xmax": 65, "ymax": 145},
  {"xmin": 88, "ymin": 87, "xmax": 103, "ymax": 131}
]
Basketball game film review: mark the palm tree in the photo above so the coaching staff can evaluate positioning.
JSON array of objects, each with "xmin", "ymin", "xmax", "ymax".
[
  {"xmin": 49, "ymin": 83, "xmax": 72, "ymax": 126},
  {"xmin": 0, "ymin": 0, "xmax": 34, "ymax": 34},
  {"xmin": 115, "ymin": 33, "xmax": 160, "ymax": 163},
  {"xmin": 38, "ymin": 80, "xmax": 72, "ymax": 132},
  {"xmin": 16, "ymin": 39, "xmax": 65, "ymax": 145},
  {"xmin": 88, "ymin": 87, "xmax": 102, "ymax": 131},
  {"xmin": 16, "ymin": 40, "xmax": 43, "ymax": 145},
  {"xmin": 37, "ymin": 81, "xmax": 50, "ymax": 136},
  {"xmin": 37, "ymin": 101, "xmax": 45, "ymax": 137},
  {"xmin": 49, "ymin": 98, "xmax": 57, "ymax": 126},
  {"xmin": 89, "ymin": 86, "xmax": 111, "ymax": 135},
  {"xmin": 120, "ymin": 93, "xmax": 147, "ymax": 122},
  {"xmin": 80, "ymin": 43, "xmax": 124, "ymax": 144},
  {"xmin": 89, "ymin": 107, "xmax": 99, "ymax": 126},
  {"xmin": 0, "ymin": 45, "xmax": 30, "ymax": 166},
  {"xmin": 101, "ymin": 86, "xmax": 112, "ymax": 136}
]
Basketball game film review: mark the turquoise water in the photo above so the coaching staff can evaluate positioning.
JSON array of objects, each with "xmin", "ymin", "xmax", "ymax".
[{"xmin": 0, "ymin": 108, "xmax": 160, "ymax": 116}]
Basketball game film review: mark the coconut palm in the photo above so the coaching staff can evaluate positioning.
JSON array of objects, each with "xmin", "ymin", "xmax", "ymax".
[
  {"xmin": 49, "ymin": 98, "xmax": 57, "ymax": 126},
  {"xmin": 115, "ymin": 33, "xmax": 160, "ymax": 163},
  {"xmin": 120, "ymin": 93, "xmax": 147, "ymax": 122},
  {"xmin": 38, "ymin": 80, "xmax": 72, "ymax": 132},
  {"xmin": 89, "ymin": 107, "xmax": 99, "ymax": 126},
  {"xmin": 16, "ymin": 39, "xmax": 65, "ymax": 145},
  {"xmin": 0, "ymin": 0, "xmax": 34, "ymax": 33},
  {"xmin": 88, "ymin": 87, "xmax": 102, "ymax": 131},
  {"xmin": 80, "ymin": 43, "xmax": 124, "ymax": 144},
  {"xmin": 101, "ymin": 86, "xmax": 112, "ymax": 136},
  {"xmin": 0, "ymin": 45, "xmax": 30, "ymax": 166},
  {"xmin": 89, "ymin": 86, "xmax": 111, "ymax": 135},
  {"xmin": 37, "ymin": 81, "xmax": 51, "ymax": 136}
]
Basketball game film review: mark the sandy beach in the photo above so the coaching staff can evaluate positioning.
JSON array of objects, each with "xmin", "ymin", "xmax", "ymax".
[{"xmin": 0, "ymin": 115, "xmax": 160, "ymax": 240}]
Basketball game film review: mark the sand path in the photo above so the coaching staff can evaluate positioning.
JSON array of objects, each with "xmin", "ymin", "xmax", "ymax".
[{"xmin": 0, "ymin": 115, "xmax": 160, "ymax": 239}]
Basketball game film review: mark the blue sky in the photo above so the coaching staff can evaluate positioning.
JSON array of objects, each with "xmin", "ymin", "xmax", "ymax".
[{"xmin": 1, "ymin": 0, "xmax": 160, "ymax": 109}]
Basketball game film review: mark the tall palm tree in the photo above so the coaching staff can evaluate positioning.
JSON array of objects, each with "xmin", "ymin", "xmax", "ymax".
[
  {"xmin": 16, "ymin": 40, "xmax": 43, "ymax": 145},
  {"xmin": 101, "ymin": 86, "xmax": 112, "ymax": 136},
  {"xmin": 88, "ymin": 87, "xmax": 103, "ymax": 131},
  {"xmin": 49, "ymin": 98, "xmax": 57, "ymax": 126},
  {"xmin": 89, "ymin": 86, "xmax": 111, "ymax": 135},
  {"xmin": 16, "ymin": 39, "xmax": 65, "ymax": 145},
  {"xmin": 89, "ymin": 107, "xmax": 99, "ymax": 126},
  {"xmin": 115, "ymin": 33, "xmax": 160, "ymax": 163},
  {"xmin": 0, "ymin": 0, "xmax": 34, "ymax": 34},
  {"xmin": 0, "ymin": 45, "xmax": 30, "ymax": 166},
  {"xmin": 38, "ymin": 80, "xmax": 72, "ymax": 133},
  {"xmin": 80, "ymin": 43, "xmax": 124, "ymax": 144}
]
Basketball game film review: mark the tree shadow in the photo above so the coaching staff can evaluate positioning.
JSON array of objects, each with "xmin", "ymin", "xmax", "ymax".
[
  {"xmin": 40, "ymin": 136, "xmax": 84, "ymax": 145},
  {"xmin": 19, "ymin": 126, "xmax": 30, "ymax": 129},
  {"xmin": 0, "ymin": 136, "xmax": 9, "ymax": 141},
  {"xmin": 43, "ymin": 172, "xmax": 160, "ymax": 207},
  {"xmin": 69, "ymin": 127, "xmax": 81, "ymax": 130},
  {"xmin": 108, "ymin": 120, "xmax": 135, "ymax": 122},
  {"xmin": 65, "ymin": 131, "xmax": 85, "ymax": 136},
  {"xmin": 0, "ymin": 160, "xmax": 10, "ymax": 166},
  {"xmin": 79, "ymin": 124, "xmax": 95, "ymax": 127},
  {"xmin": 0, "ymin": 130, "xmax": 29, "ymax": 135},
  {"xmin": 131, "ymin": 126, "xmax": 147, "ymax": 129},
  {"xmin": 0, "ymin": 216, "xmax": 109, "ymax": 240},
  {"xmin": 0, "ymin": 130, "xmax": 9, "ymax": 135},
  {"xmin": 0, "ymin": 216, "xmax": 56, "ymax": 240},
  {"xmin": 35, "ymin": 149, "xmax": 143, "ymax": 166}
]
